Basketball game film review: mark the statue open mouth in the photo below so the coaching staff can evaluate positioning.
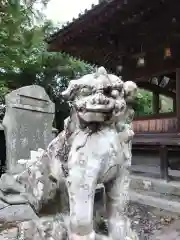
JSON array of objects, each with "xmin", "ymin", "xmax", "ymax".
[
  {"xmin": 83, "ymin": 93, "xmax": 115, "ymax": 113},
  {"xmin": 78, "ymin": 111, "xmax": 108, "ymax": 122},
  {"xmin": 77, "ymin": 97, "xmax": 115, "ymax": 122},
  {"xmin": 85, "ymin": 101, "xmax": 115, "ymax": 113}
]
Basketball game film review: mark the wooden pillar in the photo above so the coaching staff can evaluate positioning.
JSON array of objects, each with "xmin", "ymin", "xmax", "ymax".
[
  {"xmin": 152, "ymin": 92, "xmax": 159, "ymax": 114},
  {"xmin": 159, "ymin": 145, "xmax": 169, "ymax": 181},
  {"xmin": 176, "ymin": 69, "xmax": 180, "ymax": 131},
  {"xmin": 173, "ymin": 98, "xmax": 176, "ymax": 113}
]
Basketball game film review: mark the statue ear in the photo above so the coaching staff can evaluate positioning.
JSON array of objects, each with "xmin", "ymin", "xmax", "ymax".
[
  {"xmin": 123, "ymin": 81, "xmax": 137, "ymax": 102},
  {"xmin": 61, "ymin": 81, "xmax": 79, "ymax": 101}
]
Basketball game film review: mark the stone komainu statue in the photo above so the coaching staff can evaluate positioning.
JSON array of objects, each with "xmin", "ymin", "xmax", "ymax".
[{"xmin": 0, "ymin": 67, "xmax": 138, "ymax": 240}]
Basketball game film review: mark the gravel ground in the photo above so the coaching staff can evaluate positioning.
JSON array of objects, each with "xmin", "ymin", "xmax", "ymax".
[
  {"xmin": 95, "ymin": 201, "xmax": 180, "ymax": 239},
  {"xmin": 1, "ymin": 202, "xmax": 180, "ymax": 239},
  {"xmin": 128, "ymin": 202, "xmax": 180, "ymax": 240}
]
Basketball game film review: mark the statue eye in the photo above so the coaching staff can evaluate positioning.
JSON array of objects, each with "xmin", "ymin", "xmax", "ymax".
[
  {"xmin": 104, "ymin": 86, "xmax": 112, "ymax": 95},
  {"xmin": 111, "ymin": 90, "xmax": 119, "ymax": 98},
  {"xmin": 80, "ymin": 87, "xmax": 92, "ymax": 96}
]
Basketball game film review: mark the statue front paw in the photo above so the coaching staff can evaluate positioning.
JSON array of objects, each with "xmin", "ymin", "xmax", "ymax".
[
  {"xmin": 0, "ymin": 173, "xmax": 25, "ymax": 194},
  {"xmin": 0, "ymin": 173, "xmax": 28, "ymax": 205},
  {"xmin": 70, "ymin": 231, "xmax": 96, "ymax": 240}
]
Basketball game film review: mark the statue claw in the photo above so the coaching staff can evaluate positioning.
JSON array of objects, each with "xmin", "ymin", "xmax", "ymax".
[{"xmin": 0, "ymin": 190, "xmax": 28, "ymax": 205}]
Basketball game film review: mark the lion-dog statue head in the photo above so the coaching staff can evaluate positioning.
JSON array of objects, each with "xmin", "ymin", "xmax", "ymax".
[{"xmin": 62, "ymin": 66, "xmax": 137, "ymax": 131}]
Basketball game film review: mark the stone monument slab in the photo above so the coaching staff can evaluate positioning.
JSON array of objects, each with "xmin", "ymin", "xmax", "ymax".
[{"xmin": 2, "ymin": 85, "xmax": 55, "ymax": 171}]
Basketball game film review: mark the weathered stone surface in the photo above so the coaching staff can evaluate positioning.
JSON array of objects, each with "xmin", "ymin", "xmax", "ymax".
[
  {"xmin": 130, "ymin": 174, "xmax": 180, "ymax": 197},
  {"xmin": 18, "ymin": 221, "xmax": 43, "ymax": 240},
  {"xmin": 0, "ymin": 173, "xmax": 25, "ymax": 194},
  {"xmin": 50, "ymin": 127, "xmax": 58, "ymax": 142},
  {"xmin": 130, "ymin": 189, "xmax": 180, "ymax": 214},
  {"xmin": 0, "ymin": 228, "xmax": 18, "ymax": 240},
  {"xmin": 58, "ymin": 67, "xmax": 138, "ymax": 240},
  {"xmin": 17, "ymin": 218, "xmax": 68, "ymax": 240},
  {"xmin": 0, "ymin": 191, "xmax": 28, "ymax": 205},
  {"xmin": 3, "ymin": 85, "xmax": 55, "ymax": 171},
  {"xmin": 0, "ymin": 204, "xmax": 38, "ymax": 223},
  {"xmin": 0, "ymin": 200, "xmax": 8, "ymax": 210}
]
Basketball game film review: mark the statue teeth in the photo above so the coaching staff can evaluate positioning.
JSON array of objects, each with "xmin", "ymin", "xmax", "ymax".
[
  {"xmin": 104, "ymin": 98, "xmax": 109, "ymax": 104},
  {"xmin": 90, "ymin": 98, "xmax": 96, "ymax": 104}
]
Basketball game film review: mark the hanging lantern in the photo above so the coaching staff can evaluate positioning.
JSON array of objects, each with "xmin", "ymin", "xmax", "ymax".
[
  {"xmin": 151, "ymin": 77, "xmax": 158, "ymax": 85},
  {"xmin": 137, "ymin": 57, "xmax": 145, "ymax": 67},
  {"xmin": 116, "ymin": 65, "xmax": 123, "ymax": 72},
  {"xmin": 164, "ymin": 47, "xmax": 172, "ymax": 59}
]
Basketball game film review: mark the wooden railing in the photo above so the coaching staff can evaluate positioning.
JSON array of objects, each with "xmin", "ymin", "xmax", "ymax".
[{"xmin": 133, "ymin": 113, "xmax": 177, "ymax": 133}]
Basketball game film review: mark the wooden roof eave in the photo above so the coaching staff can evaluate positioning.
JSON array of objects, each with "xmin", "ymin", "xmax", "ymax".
[
  {"xmin": 46, "ymin": 0, "xmax": 152, "ymax": 48},
  {"xmin": 46, "ymin": 0, "xmax": 180, "ymax": 56},
  {"xmin": 45, "ymin": 0, "xmax": 111, "ymax": 44}
]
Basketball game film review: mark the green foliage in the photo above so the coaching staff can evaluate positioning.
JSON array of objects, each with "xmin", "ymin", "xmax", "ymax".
[
  {"xmin": 159, "ymin": 95, "xmax": 173, "ymax": 113},
  {"xmin": 0, "ymin": 1, "xmax": 93, "ymax": 129},
  {"xmin": 134, "ymin": 89, "xmax": 153, "ymax": 116},
  {"xmin": 134, "ymin": 90, "xmax": 174, "ymax": 116}
]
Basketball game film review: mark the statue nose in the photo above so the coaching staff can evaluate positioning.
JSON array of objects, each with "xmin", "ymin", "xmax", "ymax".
[
  {"xmin": 93, "ymin": 93, "xmax": 109, "ymax": 105},
  {"xmin": 96, "ymin": 88, "xmax": 104, "ymax": 94}
]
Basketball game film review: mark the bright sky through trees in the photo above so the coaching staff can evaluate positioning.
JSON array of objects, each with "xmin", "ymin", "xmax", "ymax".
[{"xmin": 45, "ymin": 0, "xmax": 98, "ymax": 24}]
